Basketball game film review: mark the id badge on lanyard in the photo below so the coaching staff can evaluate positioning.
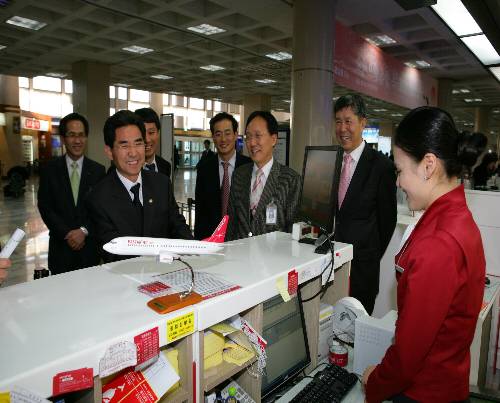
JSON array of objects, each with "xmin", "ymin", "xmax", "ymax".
[{"xmin": 266, "ymin": 199, "xmax": 277, "ymax": 225}]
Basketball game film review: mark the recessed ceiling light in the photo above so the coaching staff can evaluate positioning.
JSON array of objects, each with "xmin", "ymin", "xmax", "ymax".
[
  {"xmin": 490, "ymin": 131, "xmax": 496, "ymax": 134},
  {"xmin": 46, "ymin": 72, "xmax": 67, "ymax": 78},
  {"xmin": 374, "ymin": 108, "xmax": 388, "ymax": 112},
  {"xmin": 460, "ymin": 89, "xmax": 470, "ymax": 93},
  {"xmin": 169, "ymin": 91, "xmax": 183, "ymax": 95},
  {"xmin": 452, "ymin": 89, "xmax": 460, "ymax": 94},
  {"xmin": 275, "ymin": 108, "xmax": 284, "ymax": 111},
  {"xmin": 490, "ymin": 67, "xmax": 500, "ymax": 83},
  {"xmin": 474, "ymin": 98, "xmax": 482, "ymax": 102},
  {"xmin": 151, "ymin": 74, "xmax": 173, "ymax": 80},
  {"xmin": 187, "ymin": 24, "xmax": 226, "ymax": 35},
  {"xmin": 0, "ymin": 45, "xmax": 6, "ymax": 50},
  {"xmin": 113, "ymin": 83, "xmax": 130, "ymax": 87},
  {"xmin": 200, "ymin": 65, "xmax": 225, "ymax": 71},
  {"xmin": 464, "ymin": 98, "xmax": 473, "ymax": 102},
  {"xmin": 404, "ymin": 61, "xmax": 417, "ymax": 68},
  {"xmin": 6, "ymin": 16, "xmax": 47, "ymax": 30},
  {"xmin": 255, "ymin": 79, "xmax": 276, "ymax": 84},
  {"xmin": 415, "ymin": 60, "xmax": 431, "ymax": 68},
  {"xmin": 283, "ymin": 100, "xmax": 291, "ymax": 103},
  {"xmin": 464, "ymin": 98, "xmax": 483, "ymax": 103},
  {"xmin": 122, "ymin": 45, "xmax": 154, "ymax": 54},
  {"xmin": 431, "ymin": 0, "xmax": 482, "ymax": 37},
  {"xmin": 206, "ymin": 85, "xmax": 224, "ymax": 90},
  {"xmin": 266, "ymin": 52, "xmax": 292, "ymax": 61},
  {"xmin": 461, "ymin": 34, "xmax": 500, "ymax": 65},
  {"xmin": 365, "ymin": 34, "xmax": 397, "ymax": 47},
  {"xmin": 391, "ymin": 113, "xmax": 403, "ymax": 117}
]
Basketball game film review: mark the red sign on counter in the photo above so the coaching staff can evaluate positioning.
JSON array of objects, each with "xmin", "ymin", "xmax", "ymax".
[
  {"xmin": 52, "ymin": 367, "xmax": 93, "ymax": 396},
  {"xmin": 134, "ymin": 327, "xmax": 159, "ymax": 367}
]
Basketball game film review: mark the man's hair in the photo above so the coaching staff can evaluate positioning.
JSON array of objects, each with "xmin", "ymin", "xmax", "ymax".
[
  {"xmin": 134, "ymin": 107, "xmax": 161, "ymax": 130},
  {"xmin": 103, "ymin": 110, "xmax": 146, "ymax": 148},
  {"xmin": 245, "ymin": 111, "xmax": 278, "ymax": 135},
  {"xmin": 59, "ymin": 112, "xmax": 89, "ymax": 137},
  {"xmin": 334, "ymin": 94, "xmax": 367, "ymax": 119},
  {"xmin": 204, "ymin": 139, "xmax": 211, "ymax": 146},
  {"xmin": 209, "ymin": 112, "xmax": 238, "ymax": 135}
]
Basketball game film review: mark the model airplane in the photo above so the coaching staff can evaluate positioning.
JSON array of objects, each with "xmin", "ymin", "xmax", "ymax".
[{"xmin": 103, "ymin": 215, "xmax": 229, "ymax": 263}]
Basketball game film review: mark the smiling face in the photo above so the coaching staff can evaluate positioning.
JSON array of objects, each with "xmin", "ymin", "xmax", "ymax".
[
  {"xmin": 335, "ymin": 106, "xmax": 366, "ymax": 153},
  {"xmin": 245, "ymin": 116, "xmax": 277, "ymax": 168},
  {"xmin": 212, "ymin": 118, "xmax": 237, "ymax": 161},
  {"xmin": 144, "ymin": 122, "xmax": 159, "ymax": 163},
  {"xmin": 105, "ymin": 124, "xmax": 145, "ymax": 182},
  {"xmin": 63, "ymin": 120, "xmax": 87, "ymax": 161}
]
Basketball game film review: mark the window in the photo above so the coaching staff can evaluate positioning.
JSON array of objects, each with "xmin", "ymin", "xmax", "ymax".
[
  {"xmin": 18, "ymin": 77, "xmax": 29, "ymax": 88},
  {"xmin": 64, "ymin": 80, "xmax": 73, "ymax": 94},
  {"xmin": 187, "ymin": 109, "xmax": 205, "ymax": 129},
  {"xmin": 117, "ymin": 86, "xmax": 127, "ymax": 100},
  {"xmin": 189, "ymin": 97, "xmax": 204, "ymax": 109},
  {"xmin": 206, "ymin": 100, "xmax": 212, "ymax": 110},
  {"xmin": 109, "ymin": 86, "xmax": 116, "ymax": 99},
  {"xmin": 130, "ymin": 89, "xmax": 150, "ymax": 103},
  {"xmin": 163, "ymin": 93, "xmax": 170, "ymax": 105},
  {"xmin": 110, "ymin": 107, "xmax": 116, "ymax": 116},
  {"xmin": 128, "ymin": 101, "xmax": 149, "ymax": 111},
  {"xmin": 213, "ymin": 101, "xmax": 222, "ymax": 112},
  {"xmin": 33, "ymin": 76, "xmax": 61, "ymax": 92},
  {"xmin": 172, "ymin": 95, "xmax": 187, "ymax": 107}
]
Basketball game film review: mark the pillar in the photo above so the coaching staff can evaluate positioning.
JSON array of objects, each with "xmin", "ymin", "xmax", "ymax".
[
  {"xmin": 290, "ymin": 0, "xmax": 337, "ymax": 172},
  {"xmin": 242, "ymin": 94, "xmax": 272, "ymax": 128},
  {"xmin": 150, "ymin": 92, "xmax": 163, "ymax": 118},
  {"xmin": 437, "ymin": 78, "xmax": 453, "ymax": 114},
  {"xmin": 0, "ymin": 74, "xmax": 22, "ymax": 176},
  {"xmin": 72, "ymin": 61, "xmax": 110, "ymax": 167},
  {"xmin": 474, "ymin": 106, "xmax": 491, "ymax": 134}
]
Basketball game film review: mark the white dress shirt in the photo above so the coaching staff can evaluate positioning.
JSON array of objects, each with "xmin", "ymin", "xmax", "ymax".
[
  {"xmin": 65, "ymin": 155, "xmax": 83, "ymax": 177},
  {"xmin": 116, "ymin": 170, "xmax": 143, "ymax": 205},
  {"xmin": 342, "ymin": 141, "xmax": 365, "ymax": 184},
  {"xmin": 251, "ymin": 156, "xmax": 274, "ymax": 192}
]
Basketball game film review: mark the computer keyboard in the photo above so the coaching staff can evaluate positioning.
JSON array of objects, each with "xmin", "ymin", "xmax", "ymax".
[{"xmin": 289, "ymin": 363, "xmax": 358, "ymax": 403}]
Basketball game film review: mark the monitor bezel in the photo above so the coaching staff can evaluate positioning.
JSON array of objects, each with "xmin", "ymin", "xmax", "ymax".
[
  {"xmin": 297, "ymin": 145, "xmax": 343, "ymax": 234},
  {"xmin": 261, "ymin": 295, "xmax": 311, "ymax": 401}
]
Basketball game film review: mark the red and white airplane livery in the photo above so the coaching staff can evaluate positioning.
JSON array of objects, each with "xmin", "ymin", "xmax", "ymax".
[{"xmin": 103, "ymin": 215, "xmax": 229, "ymax": 263}]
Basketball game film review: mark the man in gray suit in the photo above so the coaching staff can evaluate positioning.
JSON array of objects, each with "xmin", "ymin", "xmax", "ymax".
[{"xmin": 227, "ymin": 111, "xmax": 301, "ymax": 241}]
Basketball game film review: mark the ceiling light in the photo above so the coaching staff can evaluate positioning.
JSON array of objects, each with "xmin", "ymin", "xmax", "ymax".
[
  {"xmin": 283, "ymin": 100, "xmax": 291, "ymax": 103},
  {"xmin": 0, "ymin": 45, "xmax": 6, "ymax": 50},
  {"xmin": 452, "ymin": 89, "xmax": 460, "ymax": 94},
  {"xmin": 365, "ymin": 34, "xmax": 397, "ymax": 47},
  {"xmin": 5, "ymin": 16, "xmax": 47, "ymax": 30},
  {"xmin": 461, "ymin": 89, "xmax": 470, "ymax": 93},
  {"xmin": 391, "ymin": 113, "xmax": 403, "ymax": 117},
  {"xmin": 404, "ymin": 61, "xmax": 417, "ymax": 68},
  {"xmin": 187, "ymin": 24, "xmax": 226, "ymax": 35},
  {"xmin": 463, "ymin": 98, "xmax": 482, "ymax": 103},
  {"xmin": 415, "ymin": 60, "xmax": 431, "ymax": 68},
  {"xmin": 255, "ymin": 79, "xmax": 276, "ymax": 84},
  {"xmin": 200, "ymin": 65, "xmax": 225, "ymax": 71},
  {"xmin": 461, "ymin": 34, "xmax": 500, "ymax": 65},
  {"xmin": 266, "ymin": 52, "xmax": 292, "ymax": 61},
  {"xmin": 431, "ymin": 0, "xmax": 481, "ymax": 36},
  {"xmin": 206, "ymin": 85, "xmax": 224, "ymax": 90},
  {"xmin": 169, "ymin": 91, "xmax": 183, "ymax": 95},
  {"xmin": 151, "ymin": 74, "xmax": 173, "ymax": 80},
  {"xmin": 490, "ymin": 67, "xmax": 500, "ymax": 83},
  {"xmin": 113, "ymin": 83, "xmax": 130, "ymax": 87},
  {"xmin": 374, "ymin": 108, "xmax": 388, "ymax": 112},
  {"xmin": 46, "ymin": 72, "xmax": 67, "ymax": 78},
  {"xmin": 122, "ymin": 45, "xmax": 154, "ymax": 54},
  {"xmin": 490, "ymin": 131, "xmax": 496, "ymax": 135}
]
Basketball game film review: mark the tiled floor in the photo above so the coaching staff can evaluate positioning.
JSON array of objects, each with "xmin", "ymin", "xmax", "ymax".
[{"xmin": 0, "ymin": 168, "xmax": 197, "ymax": 288}]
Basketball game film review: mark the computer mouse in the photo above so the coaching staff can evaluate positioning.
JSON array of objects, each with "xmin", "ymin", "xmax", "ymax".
[{"xmin": 485, "ymin": 277, "xmax": 490, "ymax": 285}]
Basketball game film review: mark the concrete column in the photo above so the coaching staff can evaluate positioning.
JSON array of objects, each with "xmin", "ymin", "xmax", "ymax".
[
  {"xmin": 72, "ymin": 61, "xmax": 110, "ymax": 167},
  {"xmin": 474, "ymin": 106, "xmax": 491, "ymax": 134},
  {"xmin": 0, "ymin": 74, "xmax": 22, "ymax": 175},
  {"xmin": 242, "ymin": 94, "xmax": 272, "ymax": 128},
  {"xmin": 150, "ymin": 92, "xmax": 163, "ymax": 117},
  {"xmin": 437, "ymin": 78, "xmax": 454, "ymax": 113},
  {"xmin": 290, "ymin": 0, "xmax": 337, "ymax": 172}
]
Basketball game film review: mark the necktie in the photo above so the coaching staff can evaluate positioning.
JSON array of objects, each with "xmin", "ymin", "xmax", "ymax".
[
  {"xmin": 130, "ymin": 183, "xmax": 142, "ymax": 208},
  {"xmin": 338, "ymin": 153, "xmax": 353, "ymax": 208},
  {"xmin": 145, "ymin": 163, "xmax": 156, "ymax": 172},
  {"xmin": 250, "ymin": 169, "xmax": 265, "ymax": 216},
  {"xmin": 221, "ymin": 161, "xmax": 230, "ymax": 216},
  {"xmin": 70, "ymin": 161, "xmax": 80, "ymax": 205}
]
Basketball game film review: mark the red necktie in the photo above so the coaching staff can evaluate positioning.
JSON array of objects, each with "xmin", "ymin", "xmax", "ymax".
[
  {"xmin": 221, "ymin": 161, "xmax": 230, "ymax": 216},
  {"xmin": 338, "ymin": 153, "xmax": 353, "ymax": 208}
]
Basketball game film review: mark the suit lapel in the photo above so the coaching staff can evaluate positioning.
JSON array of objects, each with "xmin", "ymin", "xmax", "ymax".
[
  {"xmin": 77, "ymin": 157, "xmax": 91, "ymax": 208},
  {"xmin": 341, "ymin": 145, "xmax": 374, "ymax": 211},
  {"xmin": 239, "ymin": 164, "xmax": 252, "ymax": 228},
  {"xmin": 255, "ymin": 160, "xmax": 280, "ymax": 218},
  {"xmin": 59, "ymin": 156, "xmax": 75, "ymax": 208},
  {"xmin": 110, "ymin": 171, "xmax": 141, "ymax": 234}
]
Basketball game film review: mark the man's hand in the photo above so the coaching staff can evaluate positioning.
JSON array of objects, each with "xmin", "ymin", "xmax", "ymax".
[
  {"xmin": 65, "ymin": 229, "xmax": 86, "ymax": 250},
  {"xmin": 363, "ymin": 365, "xmax": 376, "ymax": 388},
  {"xmin": 0, "ymin": 258, "xmax": 12, "ymax": 284}
]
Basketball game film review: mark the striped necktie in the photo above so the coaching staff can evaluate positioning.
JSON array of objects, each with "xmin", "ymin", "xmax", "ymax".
[{"xmin": 70, "ymin": 161, "xmax": 80, "ymax": 205}]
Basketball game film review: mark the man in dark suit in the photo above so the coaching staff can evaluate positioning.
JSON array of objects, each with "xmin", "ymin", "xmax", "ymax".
[
  {"xmin": 227, "ymin": 111, "xmax": 301, "ymax": 241},
  {"xmin": 86, "ymin": 110, "xmax": 192, "ymax": 263},
  {"xmin": 38, "ymin": 113, "xmax": 106, "ymax": 275},
  {"xmin": 134, "ymin": 107, "xmax": 171, "ymax": 178},
  {"xmin": 195, "ymin": 112, "xmax": 251, "ymax": 240},
  {"xmin": 197, "ymin": 139, "xmax": 214, "ymax": 168},
  {"xmin": 334, "ymin": 94, "xmax": 397, "ymax": 314}
]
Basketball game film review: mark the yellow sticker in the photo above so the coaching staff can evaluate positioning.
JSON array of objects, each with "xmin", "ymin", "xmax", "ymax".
[
  {"xmin": 276, "ymin": 277, "xmax": 291, "ymax": 302},
  {"xmin": 167, "ymin": 311, "xmax": 195, "ymax": 342},
  {"xmin": 0, "ymin": 392, "xmax": 10, "ymax": 403}
]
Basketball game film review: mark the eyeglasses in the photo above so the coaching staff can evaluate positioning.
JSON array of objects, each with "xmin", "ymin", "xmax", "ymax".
[
  {"xmin": 66, "ymin": 132, "xmax": 87, "ymax": 139},
  {"xmin": 244, "ymin": 133, "xmax": 266, "ymax": 142},
  {"xmin": 116, "ymin": 140, "xmax": 145, "ymax": 151}
]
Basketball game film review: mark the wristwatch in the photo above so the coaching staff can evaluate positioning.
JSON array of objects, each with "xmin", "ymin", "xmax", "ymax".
[{"xmin": 80, "ymin": 226, "xmax": 89, "ymax": 236}]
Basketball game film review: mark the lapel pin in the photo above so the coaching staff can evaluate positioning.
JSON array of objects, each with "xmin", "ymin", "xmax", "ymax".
[{"xmin": 149, "ymin": 198, "xmax": 153, "ymax": 204}]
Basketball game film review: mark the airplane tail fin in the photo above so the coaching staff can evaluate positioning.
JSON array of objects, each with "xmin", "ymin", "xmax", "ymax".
[{"xmin": 203, "ymin": 215, "xmax": 229, "ymax": 243}]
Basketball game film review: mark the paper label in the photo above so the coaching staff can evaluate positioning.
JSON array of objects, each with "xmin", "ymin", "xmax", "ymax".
[
  {"xmin": 276, "ymin": 277, "xmax": 291, "ymax": 302},
  {"xmin": 134, "ymin": 327, "xmax": 159, "ymax": 370},
  {"xmin": 0, "ymin": 393, "xmax": 9, "ymax": 403},
  {"xmin": 53, "ymin": 368, "xmax": 93, "ymax": 396},
  {"xmin": 102, "ymin": 371, "xmax": 149, "ymax": 403},
  {"xmin": 288, "ymin": 269, "xmax": 298, "ymax": 296},
  {"xmin": 9, "ymin": 387, "xmax": 50, "ymax": 403},
  {"xmin": 167, "ymin": 311, "xmax": 195, "ymax": 342},
  {"xmin": 99, "ymin": 341, "xmax": 137, "ymax": 378},
  {"xmin": 138, "ymin": 282, "xmax": 172, "ymax": 298}
]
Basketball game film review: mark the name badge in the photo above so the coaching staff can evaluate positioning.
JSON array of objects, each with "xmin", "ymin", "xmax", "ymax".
[
  {"xmin": 395, "ymin": 264, "xmax": 405, "ymax": 274},
  {"xmin": 266, "ymin": 200, "xmax": 277, "ymax": 225}
]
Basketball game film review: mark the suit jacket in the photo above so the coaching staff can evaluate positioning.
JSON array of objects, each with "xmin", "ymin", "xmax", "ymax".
[
  {"xmin": 226, "ymin": 160, "xmax": 301, "ymax": 241},
  {"xmin": 86, "ymin": 170, "xmax": 193, "ymax": 262},
  {"xmin": 154, "ymin": 154, "xmax": 171, "ymax": 178},
  {"xmin": 37, "ymin": 156, "xmax": 106, "ymax": 274},
  {"xmin": 194, "ymin": 153, "xmax": 252, "ymax": 240},
  {"xmin": 334, "ymin": 144, "xmax": 397, "ymax": 311},
  {"xmin": 197, "ymin": 149, "xmax": 215, "ymax": 168}
]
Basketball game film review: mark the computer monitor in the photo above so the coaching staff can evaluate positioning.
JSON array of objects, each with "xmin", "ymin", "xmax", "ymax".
[
  {"xmin": 261, "ymin": 295, "xmax": 310, "ymax": 400},
  {"xmin": 297, "ymin": 145, "xmax": 343, "ymax": 233}
]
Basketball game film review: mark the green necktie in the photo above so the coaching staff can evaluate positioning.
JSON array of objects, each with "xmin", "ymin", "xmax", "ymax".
[{"xmin": 70, "ymin": 161, "xmax": 80, "ymax": 205}]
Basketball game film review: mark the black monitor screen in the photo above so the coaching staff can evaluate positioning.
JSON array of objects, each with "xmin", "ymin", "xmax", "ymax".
[
  {"xmin": 297, "ymin": 146, "xmax": 342, "ymax": 233},
  {"xmin": 261, "ymin": 295, "xmax": 310, "ymax": 400}
]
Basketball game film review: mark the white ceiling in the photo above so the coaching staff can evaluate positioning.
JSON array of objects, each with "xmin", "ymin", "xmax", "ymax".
[{"xmin": 0, "ymin": 0, "xmax": 499, "ymax": 134}]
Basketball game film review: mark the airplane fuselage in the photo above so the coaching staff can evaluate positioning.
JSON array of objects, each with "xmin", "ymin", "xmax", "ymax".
[{"xmin": 103, "ymin": 237, "xmax": 223, "ymax": 256}]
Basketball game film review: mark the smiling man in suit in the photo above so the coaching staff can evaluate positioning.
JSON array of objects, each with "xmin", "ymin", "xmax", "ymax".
[
  {"xmin": 38, "ymin": 112, "xmax": 106, "ymax": 275},
  {"xmin": 194, "ymin": 112, "xmax": 251, "ymax": 240},
  {"xmin": 86, "ymin": 110, "xmax": 192, "ymax": 263},
  {"xmin": 134, "ymin": 107, "xmax": 171, "ymax": 178},
  {"xmin": 334, "ymin": 94, "xmax": 397, "ymax": 314},
  {"xmin": 226, "ymin": 111, "xmax": 301, "ymax": 241}
]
